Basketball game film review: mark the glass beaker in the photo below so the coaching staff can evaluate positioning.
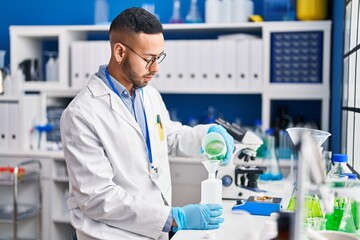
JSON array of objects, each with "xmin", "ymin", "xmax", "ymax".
[{"xmin": 201, "ymin": 132, "xmax": 227, "ymax": 161}]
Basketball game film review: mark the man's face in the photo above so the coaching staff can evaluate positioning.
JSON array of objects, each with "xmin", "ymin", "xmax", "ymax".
[{"xmin": 119, "ymin": 33, "xmax": 164, "ymax": 89}]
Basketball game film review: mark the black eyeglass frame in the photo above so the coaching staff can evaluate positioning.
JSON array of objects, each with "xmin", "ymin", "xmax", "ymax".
[{"xmin": 121, "ymin": 42, "xmax": 166, "ymax": 69}]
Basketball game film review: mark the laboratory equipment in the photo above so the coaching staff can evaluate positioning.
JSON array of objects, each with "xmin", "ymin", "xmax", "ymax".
[
  {"xmin": 286, "ymin": 127, "xmax": 333, "ymax": 240},
  {"xmin": 169, "ymin": 0, "xmax": 184, "ymax": 23},
  {"xmin": 259, "ymin": 134, "xmax": 283, "ymax": 181},
  {"xmin": 45, "ymin": 51, "xmax": 58, "ymax": 82},
  {"xmin": 232, "ymin": 196, "xmax": 282, "ymax": 216},
  {"xmin": 94, "ymin": 0, "xmax": 109, "ymax": 24},
  {"xmin": 287, "ymin": 127, "xmax": 331, "ymax": 148},
  {"xmin": 338, "ymin": 200, "xmax": 357, "ymax": 233},
  {"xmin": 215, "ymin": 118, "xmax": 265, "ymax": 199},
  {"xmin": 0, "ymin": 160, "xmax": 42, "ymax": 239},
  {"xmin": 202, "ymin": 132, "xmax": 227, "ymax": 161},
  {"xmin": 201, "ymin": 160, "xmax": 222, "ymax": 204},
  {"xmin": 142, "ymin": 3, "xmax": 160, "ymax": 20},
  {"xmin": 18, "ymin": 59, "xmax": 40, "ymax": 81},
  {"xmin": 263, "ymin": 0, "xmax": 296, "ymax": 21},
  {"xmin": 327, "ymin": 154, "xmax": 353, "ymax": 180},
  {"xmin": 185, "ymin": 0, "xmax": 203, "ymax": 23},
  {"xmin": 297, "ymin": 0, "xmax": 327, "ymax": 20}
]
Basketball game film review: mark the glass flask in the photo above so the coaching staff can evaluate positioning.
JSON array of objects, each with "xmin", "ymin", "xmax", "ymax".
[
  {"xmin": 260, "ymin": 135, "xmax": 283, "ymax": 181},
  {"xmin": 169, "ymin": 0, "xmax": 184, "ymax": 23}
]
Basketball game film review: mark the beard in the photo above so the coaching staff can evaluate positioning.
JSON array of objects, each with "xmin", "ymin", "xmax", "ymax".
[{"xmin": 121, "ymin": 58, "xmax": 148, "ymax": 89}]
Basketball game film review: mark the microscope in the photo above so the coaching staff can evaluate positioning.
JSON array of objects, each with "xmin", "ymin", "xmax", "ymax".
[{"xmin": 215, "ymin": 118, "xmax": 265, "ymax": 200}]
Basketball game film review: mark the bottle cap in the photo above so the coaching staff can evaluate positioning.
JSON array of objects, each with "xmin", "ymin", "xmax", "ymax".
[
  {"xmin": 265, "ymin": 128, "xmax": 274, "ymax": 135},
  {"xmin": 254, "ymin": 119, "xmax": 262, "ymax": 127},
  {"xmin": 332, "ymin": 154, "xmax": 348, "ymax": 163},
  {"xmin": 341, "ymin": 173, "xmax": 357, "ymax": 180}
]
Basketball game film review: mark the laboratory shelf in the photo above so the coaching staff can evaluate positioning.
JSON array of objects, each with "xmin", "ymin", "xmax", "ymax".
[
  {"xmin": 52, "ymin": 213, "xmax": 70, "ymax": 224},
  {"xmin": 0, "ymin": 237, "xmax": 40, "ymax": 240},
  {"xmin": 0, "ymin": 160, "xmax": 42, "ymax": 240},
  {"xmin": 0, "ymin": 171, "xmax": 40, "ymax": 186},
  {"xmin": 0, "ymin": 203, "xmax": 40, "ymax": 222},
  {"xmin": 53, "ymin": 176, "xmax": 69, "ymax": 183}
]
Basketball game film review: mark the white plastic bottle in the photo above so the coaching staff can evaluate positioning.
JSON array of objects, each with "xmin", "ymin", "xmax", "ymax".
[
  {"xmin": 201, "ymin": 160, "xmax": 222, "ymax": 204},
  {"xmin": 45, "ymin": 52, "xmax": 58, "ymax": 82}
]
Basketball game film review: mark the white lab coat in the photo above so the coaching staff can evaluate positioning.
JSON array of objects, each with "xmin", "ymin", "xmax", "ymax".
[{"xmin": 60, "ymin": 74, "xmax": 210, "ymax": 240}]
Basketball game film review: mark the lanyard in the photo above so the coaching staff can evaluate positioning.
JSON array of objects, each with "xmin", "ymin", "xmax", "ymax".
[{"xmin": 105, "ymin": 67, "xmax": 157, "ymax": 173}]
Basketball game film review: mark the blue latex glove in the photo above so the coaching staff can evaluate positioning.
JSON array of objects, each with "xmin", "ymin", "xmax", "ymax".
[
  {"xmin": 172, "ymin": 204, "xmax": 224, "ymax": 232},
  {"xmin": 207, "ymin": 125, "xmax": 234, "ymax": 165}
]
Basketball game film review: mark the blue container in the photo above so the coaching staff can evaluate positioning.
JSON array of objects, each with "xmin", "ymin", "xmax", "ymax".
[{"xmin": 263, "ymin": 0, "xmax": 296, "ymax": 21}]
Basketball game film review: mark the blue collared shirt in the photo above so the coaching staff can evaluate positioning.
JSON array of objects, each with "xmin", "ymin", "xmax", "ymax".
[{"xmin": 96, "ymin": 65, "xmax": 147, "ymax": 140}]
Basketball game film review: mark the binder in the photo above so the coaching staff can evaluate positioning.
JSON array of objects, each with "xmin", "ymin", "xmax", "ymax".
[
  {"xmin": 71, "ymin": 41, "xmax": 84, "ymax": 89},
  {"xmin": 173, "ymin": 40, "xmax": 188, "ymax": 90},
  {"xmin": 0, "ymin": 103, "xmax": 9, "ymax": 150},
  {"xmin": 198, "ymin": 40, "xmax": 215, "ymax": 91},
  {"xmin": 221, "ymin": 39, "xmax": 237, "ymax": 90},
  {"xmin": 157, "ymin": 40, "xmax": 177, "ymax": 91},
  {"xmin": 236, "ymin": 39, "xmax": 251, "ymax": 89},
  {"xmin": 186, "ymin": 40, "xmax": 201, "ymax": 90},
  {"xmin": 212, "ymin": 41, "xmax": 224, "ymax": 90},
  {"xmin": 85, "ymin": 41, "xmax": 97, "ymax": 86},
  {"xmin": 249, "ymin": 38, "xmax": 263, "ymax": 89},
  {"xmin": 8, "ymin": 102, "xmax": 19, "ymax": 149}
]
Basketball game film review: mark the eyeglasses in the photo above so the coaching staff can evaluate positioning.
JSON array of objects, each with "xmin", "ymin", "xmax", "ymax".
[{"xmin": 121, "ymin": 42, "xmax": 166, "ymax": 69}]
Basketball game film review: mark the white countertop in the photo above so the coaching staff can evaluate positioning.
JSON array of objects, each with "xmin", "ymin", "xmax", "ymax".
[
  {"xmin": 172, "ymin": 180, "xmax": 294, "ymax": 240},
  {"xmin": 171, "ymin": 200, "xmax": 270, "ymax": 240}
]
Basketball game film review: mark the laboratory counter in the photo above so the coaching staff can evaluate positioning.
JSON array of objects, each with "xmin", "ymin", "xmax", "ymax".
[{"xmin": 172, "ymin": 180, "xmax": 294, "ymax": 240}]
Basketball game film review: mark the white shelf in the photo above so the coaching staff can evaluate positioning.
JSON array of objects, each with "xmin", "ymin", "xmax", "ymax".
[{"xmin": 52, "ymin": 213, "xmax": 70, "ymax": 224}]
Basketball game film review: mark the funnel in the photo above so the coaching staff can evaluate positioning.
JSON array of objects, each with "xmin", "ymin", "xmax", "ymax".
[
  {"xmin": 201, "ymin": 160, "xmax": 222, "ymax": 204},
  {"xmin": 202, "ymin": 160, "xmax": 220, "ymax": 177},
  {"xmin": 286, "ymin": 127, "xmax": 331, "ymax": 147}
]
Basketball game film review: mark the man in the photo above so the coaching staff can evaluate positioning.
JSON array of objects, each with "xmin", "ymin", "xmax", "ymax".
[{"xmin": 60, "ymin": 7, "xmax": 234, "ymax": 240}]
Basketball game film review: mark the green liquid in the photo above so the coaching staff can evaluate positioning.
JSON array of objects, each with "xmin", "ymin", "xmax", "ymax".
[
  {"xmin": 351, "ymin": 200, "xmax": 360, "ymax": 230},
  {"xmin": 205, "ymin": 140, "xmax": 225, "ymax": 156},
  {"xmin": 326, "ymin": 198, "xmax": 345, "ymax": 231},
  {"xmin": 287, "ymin": 196, "xmax": 323, "ymax": 219}
]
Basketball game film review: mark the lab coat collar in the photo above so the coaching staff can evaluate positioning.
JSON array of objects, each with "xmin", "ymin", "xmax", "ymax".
[{"xmin": 87, "ymin": 75, "xmax": 143, "ymax": 138}]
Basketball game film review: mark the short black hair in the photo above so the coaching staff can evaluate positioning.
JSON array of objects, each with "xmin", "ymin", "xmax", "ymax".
[{"xmin": 110, "ymin": 7, "xmax": 163, "ymax": 35}]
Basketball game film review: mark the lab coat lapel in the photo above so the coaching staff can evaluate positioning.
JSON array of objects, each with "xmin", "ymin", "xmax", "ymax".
[
  {"xmin": 141, "ymin": 89, "xmax": 171, "ymax": 204},
  {"xmin": 88, "ymin": 76, "xmax": 143, "ymax": 137}
]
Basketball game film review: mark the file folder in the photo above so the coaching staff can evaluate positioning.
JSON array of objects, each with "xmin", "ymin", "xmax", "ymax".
[
  {"xmin": 198, "ymin": 40, "xmax": 215, "ymax": 91},
  {"xmin": 249, "ymin": 39, "xmax": 263, "ymax": 89},
  {"xmin": 221, "ymin": 39, "xmax": 237, "ymax": 90},
  {"xmin": 71, "ymin": 41, "xmax": 85, "ymax": 89},
  {"xmin": 173, "ymin": 40, "xmax": 188, "ymax": 90},
  {"xmin": 8, "ymin": 102, "xmax": 19, "ymax": 149},
  {"xmin": 236, "ymin": 39, "xmax": 251, "ymax": 89},
  {"xmin": 211, "ymin": 41, "xmax": 224, "ymax": 90},
  {"xmin": 0, "ymin": 103, "xmax": 9, "ymax": 149},
  {"xmin": 186, "ymin": 40, "xmax": 201, "ymax": 90}
]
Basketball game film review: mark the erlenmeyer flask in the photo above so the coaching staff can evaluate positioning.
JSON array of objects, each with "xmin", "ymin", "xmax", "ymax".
[
  {"xmin": 338, "ymin": 199, "xmax": 357, "ymax": 233},
  {"xmin": 260, "ymin": 135, "xmax": 283, "ymax": 181}
]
